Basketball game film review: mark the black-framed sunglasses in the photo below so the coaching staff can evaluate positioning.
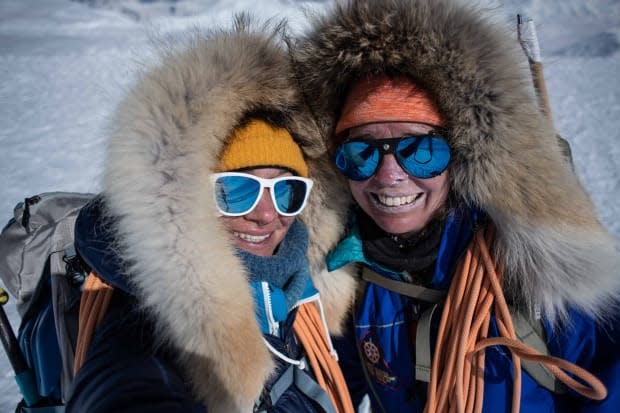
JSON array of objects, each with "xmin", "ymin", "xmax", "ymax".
[{"xmin": 334, "ymin": 133, "xmax": 451, "ymax": 181}]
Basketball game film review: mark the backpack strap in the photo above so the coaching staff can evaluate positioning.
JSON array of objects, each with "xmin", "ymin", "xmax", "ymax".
[
  {"xmin": 512, "ymin": 311, "xmax": 566, "ymax": 394},
  {"xmin": 256, "ymin": 364, "xmax": 295, "ymax": 411},
  {"xmin": 255, "ymin": 364, "xmax": 336, "ymax": 413},
  {"xmin": 414, "ymin": 303, "xmax": 439, "ymax": 383},
  {"xmin": 49, "ymin": 245, "xmax": 86, "ymax": 399},
  {"xmin": 360, "ymin": 266, "xmax": 565, "ymax": 394},
  {"xmin": 294, "ymin": 367, "xmax": 337, "ymax": 413},
  {"xmin": 361, "ymin": 267, "xmax": 446, "ymax": 303}
]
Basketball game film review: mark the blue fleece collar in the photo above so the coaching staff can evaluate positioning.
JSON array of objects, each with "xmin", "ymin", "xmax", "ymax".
[
  {"xmin": 235, "ymin": 220, "xmax": 319, "ymax": 337},
  {"xmin": 236, "ymin": 219, "xmax": 310, "ymax": 310},
  {"xmin": 251, "ymin": 277, "xmax": 319, "ymax": 336}
]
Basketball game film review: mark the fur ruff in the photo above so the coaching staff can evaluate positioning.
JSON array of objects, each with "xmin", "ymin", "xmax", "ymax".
[
  {"xmin": 293, "ymin": 0, "xmax": 620, "ymax": 322},
  {"xmin": 102, "ymin": 18, "xmax": 355, "ymax": 412}
]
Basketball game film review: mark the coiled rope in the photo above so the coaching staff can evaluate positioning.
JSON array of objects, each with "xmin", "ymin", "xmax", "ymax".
[
  {"xmin": 74, "ymin": 273, "xmax": 354, "ymax": 413},
  {"xmin": 73, "ymin": 271, "xmax": 114, "ymax": 375},
  {"xmin": 294, "ymin": 302, "xmax": 355, "ymax": 413},
  {"xmin": 425, "ymin": 226, "xmax": 607, "ymax": 413}
]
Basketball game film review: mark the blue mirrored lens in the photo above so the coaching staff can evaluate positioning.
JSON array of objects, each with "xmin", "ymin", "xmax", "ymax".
[
  {"xmin": 335, "ymin": 141, "xmax": 380, "ymax": 180},
  {"xmin": 273, "ymin": 179, "xmax": 307, "ymax": 214},
  {"xmin": 397, "ymin": 136, "xmax": 450, "ymax": 178},
  {"xmin": 214, "ymin": 175, "xmax": 260, "ymax": 214}
]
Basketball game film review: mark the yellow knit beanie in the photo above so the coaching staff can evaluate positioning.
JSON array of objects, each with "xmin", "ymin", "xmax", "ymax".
[{"xmin": 217, "ymin": 119, "xmax": 308, "ymax": 177}]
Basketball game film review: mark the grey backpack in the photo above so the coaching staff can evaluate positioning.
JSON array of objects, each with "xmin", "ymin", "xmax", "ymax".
[{"xmin": 0, "ymin": 192, "xmax": 94, "ymax": 412}]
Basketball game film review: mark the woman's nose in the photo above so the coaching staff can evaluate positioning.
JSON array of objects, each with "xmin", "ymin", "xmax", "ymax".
[
  {"xmin": 373, "ymin": 153, "xmax": 408, "ymax": 184},
  {"xmin": 246, "ymin": 190, "xmax": 278, "ymax": 224}
]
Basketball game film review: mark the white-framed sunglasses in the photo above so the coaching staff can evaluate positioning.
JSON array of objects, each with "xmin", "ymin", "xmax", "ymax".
[{"xmin": 210, "ymin": 172, "xmax": 314, "ymax": 217}]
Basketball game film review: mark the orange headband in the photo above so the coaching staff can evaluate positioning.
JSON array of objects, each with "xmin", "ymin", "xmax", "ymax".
[{"xmin": 335, "ymin": 75, "xmax": 444, "ymax": 136}]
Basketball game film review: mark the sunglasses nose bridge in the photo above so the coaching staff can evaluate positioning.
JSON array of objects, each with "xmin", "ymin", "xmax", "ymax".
[
  {"xmin": 376, "ymin": 141, "xmax": 395, "ymax": 155},
  {"xmin": 246, "ymin": 186, "xmax": 279, "ymax": 221},
  {"xmin": 373, "ymin": 154, "xmax": 409, "ymax": 183}
]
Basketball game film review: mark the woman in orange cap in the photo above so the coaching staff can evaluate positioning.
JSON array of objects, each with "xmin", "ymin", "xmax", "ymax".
[{"xmin": 293, "ymin": 0, "xmax": 620, "ymax": 412}]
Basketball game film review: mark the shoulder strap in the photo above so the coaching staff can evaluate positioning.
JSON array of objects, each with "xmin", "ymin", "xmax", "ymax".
[
  {"xmin": 255, "ymin": 365, "xmax": 336, "ymax": 413},
  {"xmin": 294, "ymin": 368, "xmax": 337, "ymax": 413},
  {"xmin": 415, "ymin": 303, "xmax": 439, "ymax": 383},
  {"xmin": 512, "ymin": 311, "xmax": 566, "ymax": 394},
  {"xmin": 361, "ymin": 266, "xmax": 566, "ymax": 393},
  {"xmin": 360, "ymin": 267, "xmax": 446, "ymax": 303}
]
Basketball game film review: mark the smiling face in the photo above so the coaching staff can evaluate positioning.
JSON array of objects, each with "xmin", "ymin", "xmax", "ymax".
[
  {"xmin": 219, "ymin": 167, "xmax": 296, "ymax": 256},
  {"xmin": 347, "ymin": 122, "xmax": 450, "ymax": 237}
]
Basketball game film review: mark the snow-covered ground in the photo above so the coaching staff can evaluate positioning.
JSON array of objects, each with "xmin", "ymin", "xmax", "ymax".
[{"xmin": 1, "ymin": 0, "xmax": 618, "ymax": 410}]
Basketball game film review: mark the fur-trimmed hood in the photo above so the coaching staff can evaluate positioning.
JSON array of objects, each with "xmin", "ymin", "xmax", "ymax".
[
  {"xmin": 101, "ymin": 17, "xmax": 354, "ymax": 412},
  {"xmin": 293, "ymin": 0, "xmax": 620, "ymax": 321}
]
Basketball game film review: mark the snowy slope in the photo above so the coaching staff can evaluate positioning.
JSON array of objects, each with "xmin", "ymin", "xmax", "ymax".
[{"xmin": 0, "ymin": 0, "xmax": 618, "ymax": 410}]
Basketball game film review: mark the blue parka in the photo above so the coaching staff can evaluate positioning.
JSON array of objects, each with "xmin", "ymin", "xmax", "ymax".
[{"xmin": 327, "ymin": 208, "xmax": 620, "ymax": 413}]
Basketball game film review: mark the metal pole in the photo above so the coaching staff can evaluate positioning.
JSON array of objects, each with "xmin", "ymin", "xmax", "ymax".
[
  {"xmin": 517, "ymin": 14, "xmax": 573, "ymax": 165},
  {"xmin": 0, "ymin": 287, "xmax": 40, "ymax": 407},
  {"xmin": 517, "ymin": 14, "xmax": 555, "ymax": 126}
]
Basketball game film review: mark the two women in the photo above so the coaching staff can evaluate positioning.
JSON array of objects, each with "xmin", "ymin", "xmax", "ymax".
[{"xmin": 67, "ymin": 2, "xmax": 620, "ymax": 412}]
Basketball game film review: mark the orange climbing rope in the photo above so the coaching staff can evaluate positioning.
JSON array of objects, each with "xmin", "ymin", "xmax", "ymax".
[
  {"xmin": 425, "ymin": 225, "xmax": 607, "ymax": 413},
  {"xmin": 293, "ymin": 302, "xmax": 355, "ymax": 413},
  {"xmin": 73, "ymin": 271, "xmax": 114, "ymax": 376},
  {"xmin": 73, "ymin": 272, "xmax": 354, "ymax": 413}
]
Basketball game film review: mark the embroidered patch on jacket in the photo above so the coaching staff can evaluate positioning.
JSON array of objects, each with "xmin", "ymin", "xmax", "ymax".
[{"xmin": 360, "ymin": 331, "xmax": 401, "ymax": 390}]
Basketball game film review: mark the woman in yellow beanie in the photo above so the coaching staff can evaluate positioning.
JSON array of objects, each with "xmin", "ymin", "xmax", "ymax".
[
  {"xmin": 214, "ymin": 117, "xmax": 312, "ymax": 257},
  {"xmin": 293, "ymin": 0, "xmax": 620, "ymax": 413},
  {"xmin": 65, "ymin": 17, "xmax": 353, "ymax": 413}
]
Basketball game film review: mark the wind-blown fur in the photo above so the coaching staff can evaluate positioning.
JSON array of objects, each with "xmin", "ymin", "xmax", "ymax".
[
  {"xmin": 101, "ymin": 17, "xmax": 355, "ymax": 412},
  {"xmin": 293, "ymin": 0, "xmax": 620, "ymax": 322}
]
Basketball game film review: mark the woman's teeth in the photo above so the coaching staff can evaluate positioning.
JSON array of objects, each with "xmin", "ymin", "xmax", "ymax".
[
  {"xmin": 377, "ymin": 193, "xmax": 420, "ymax": 207},
  {"xmin": 234, "ymin": 232, "xmax": 270, "ymax": 243}
]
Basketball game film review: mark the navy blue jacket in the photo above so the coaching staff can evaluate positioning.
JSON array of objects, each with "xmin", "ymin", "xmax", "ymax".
[{"xmin": 66, "ymin": 197, "xmax": 325, "ymax": 413}]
